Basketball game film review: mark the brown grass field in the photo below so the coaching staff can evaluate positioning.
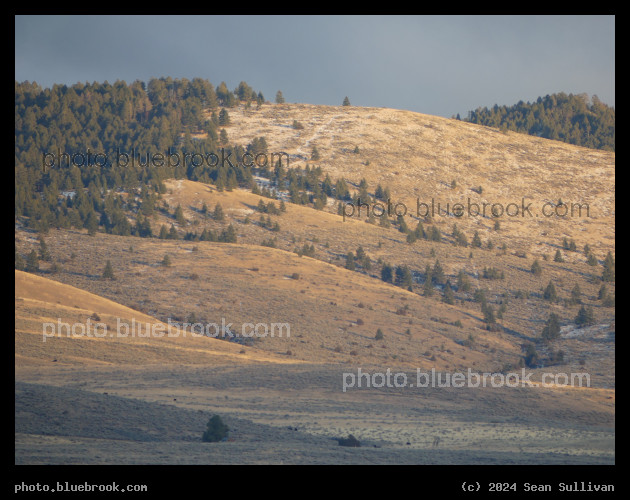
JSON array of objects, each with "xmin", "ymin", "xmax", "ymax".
[{"xmin": 15, "ymin": 102, "xmax": 614, "ymax": 464}]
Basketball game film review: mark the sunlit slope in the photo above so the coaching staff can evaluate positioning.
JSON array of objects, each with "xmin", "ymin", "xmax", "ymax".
[
  {"xmin": 219, "ymin": 103, "xmax": 615, "ymax": 257},
  {"xmin": 15, "ymin": 270, "xmax": 295, "ymax": 367}
]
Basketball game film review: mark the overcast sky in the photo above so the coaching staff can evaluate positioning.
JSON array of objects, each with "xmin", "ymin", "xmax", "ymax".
[{"xmin": 15, "ymin": 15, "xmax": 614, "ymax": 118}]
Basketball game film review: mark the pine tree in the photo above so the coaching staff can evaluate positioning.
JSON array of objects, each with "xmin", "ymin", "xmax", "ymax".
[
  {"xmin": 531, "ymin": 259, "xmax": 542, "ymax": 276},
  {"xmin": 443, "ymin": 281, "xmax": 455, "ymax": 305},
  {"xmin": 202, "ymin": 415, "xmax": 229, "ymax": 442},
  {"xmin": 432, "ymin": 260, "xmax": 445, "ymax": 285},
  {"xmin": 430, "ymin": 226, "xmax": 441, "ymax": 242},
  {"xmin": 375, "ymin": 329, "xmax": 384, "ymax": 340},
  {"xmin": 472, "ymin": 231, "xmax": 482, "ymax": 248},
  {"xmin": 601, "ymin": 251, "xmax": 615, "ymax": 282},
  {"xmin": 218, "ymin": 108, "xmax": 230, "ymax": 126},
  {"xmin": 102, "ymin": 260, "xmax": 114, "ymax": 280},
  {"xmin": 345, "ymin": 252, "xmax": 356, "ymax": 271},
  {"xmin": 162, "ymin": 254, "xmax": 171, "ymax": 267},
  {"xmin": 541, "ymin": 312, "xmax": 561, "ymax": 341},
  {"xmin": 174, "ymin": 204, "xmax": 185, "ymax": 225},
  {"xmin": 342, "ymin": 96, "xmax": 351, "ymax": 106},
  {"xmin": 381, "ymin": 263, "xmax": 394, "ymax": 283},
  {"xmin": 38, "ymin": 237, "xmax": 51, "ymax": 261},
  {"xmin": 275, "ymin": 91, "xmax": 285, "ymax": 104},
  {"xmin": 554, "ymin": 249, "xmax": 564, "ymax": 262},
  {"xmin": 213, "ymin": 203, "xmax": 225, "ymax": 221},
  {"xmin": 311, "ymin": 145, "xmax": 320, "ymax": 161},
  {"xmin": 574, "ymin": 305, "xmax": 595, "ymax": 327},
  {"xmin": 543, "ymin": 281, "xmax": 558, "ymax": 302},
  {"xmin": 159, "ymin": 224, "xmax": 168, "ymax": 239},
  {"xmin": 15, "ymin": 252, "xmax": 25, "ymax": 271},
  {"xmin": 26, "ymin": 250, "xmax": 39, "ymax": 273},
  {"xmin": 570, "ymin": 283, "xmax": 582, "ymax": 304}
]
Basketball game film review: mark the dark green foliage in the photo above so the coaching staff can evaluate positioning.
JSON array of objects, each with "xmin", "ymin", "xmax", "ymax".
[
  {"xmin": 457, "ymin": 270, "xmax": 471, "ymax": 292},
  {"xmin": 15, "ymin": 252, "xmax": 25, "ymax": 271},
  {"xmin": 174, "ymin": 204, "xmax": 185, "ymax": 225},
  {"xmin": 342, "ymin": 96, "xmax": 351, "ymax": 106},
  {"xmin": 345, "ymin": 252, "xmax": 356, "ymax": 271},
  {"xmin": 375, "ymin": 329, "xmax": 384, "ymax": 341},
  {"xmin": 531, "ymin": 259, "xmax": 542, "ymax": 276},
  {"xmin": 213, "ymin": 203, "xmax": 225, "ymax": 221},
  {"xmin": 395, "ymin": 265, "xmax": 413, "ymax": 289},
  {"xmin": 381, "ymin": 263, "xmax": 394, "ymax": 283},
  {"xmin": 26, "ymin": 250, "xmax": 39, "ymax": 272},
  {"xmin": 570, "ymin": 283, "xmax": 582, "ymax": 305},
  {"xmin": 463, "ymin": 93, "xmax": 615, "ymax": 151},
  {"xmin": 482, "ymin": 267, "xmax": 504, "ymax": 280},
  {"xmin": 338, "ymin": 434, "xmax": 360, "ymax": 447},
  {"xmin": 543, "ymin": 281, "xmax": 558, "ymax": 302},
  {"xmin": 38, "ymin": 237, "xmax": 51, "ymax": 262},
  {"xmin": 292, "ymin": 120, "xmax": 304, "ymax": 130},
  {"xmin": 554, "ymin": 249, "xmax": 564, "ymax": 262},
  {"xmin": 471, "ymin": 231, "xmax": 482, "ymax": 248},
  {"xmin": 102, "ymin": 260, "xmax": 114, "ymax": 279},
  {"xmin": 202, "ymin": 415, "xmax": 229, "ymax": 442},
  {"xmin": 541, "ymin": 312, "xmax": 561, "ymax": 342},
  {"xmin": 162, "ymin": 254, "xmax": 171, "ymax": 267},
  {"xmin": 218, "ymin": 108, "xmax": 230, "ymax": 126},
  {"xmin": 601, "ymin": 251, "xmax": 615, "ymax": 282},
  {"xmin": 275, "ymin": 91, "xmax": 285, "ymax": 104},
  {"xmin": 523, "ymin": 343, "xmax": 540, "ymax": 368},
  {"xmin": 473, "ymin": 288, "xmax": 486, "ymax": 303},
  {"xmin": 482, "ymin": 303, "xmax": 496, "ymax": 325},
  {"xmin": 430, "ymin": 226, "xmax": 442, "ymax": 242},
  {"xmin": 219, "ymin": 224, "xmax": 237, "ymax": 243},
  {"xmin": 443, "ymin": 281, "xmax": 455, "ymax": 305},
  {"xmin": 431, "ymin": 260, "xmax": 445, "ymax": 285},
  {"xmin": 311, "ymin": 146, "xmax": 320, "ymax": 161},
  {"xmin": 260, "ymin": 237, "xmax": 277, "ymax": 248},
  {"xmin": 296, "ymin": 243, "xmax": 315, "ymax": 258},
  {"xmin": 574, "ymin": 305, "xmax": 595, "ymax": 327},
  {"xmin": 452, "ymin": 224, "xmax": 468, "ymax": 247}
]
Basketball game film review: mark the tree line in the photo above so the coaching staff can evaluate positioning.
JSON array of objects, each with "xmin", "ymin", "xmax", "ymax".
[{"xmin": 460, "ymin": 92, "xmax": 614, "ymax": 151}]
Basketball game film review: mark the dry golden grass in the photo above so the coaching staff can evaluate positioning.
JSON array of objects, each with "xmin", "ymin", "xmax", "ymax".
[
  {"xmin": 216, "ymin": 102, "xmax": 614, "ymax": 258},
  {"xmin": 15, "ymin": 270, "xmax": 296, "ymax": 367},
  {"xmin": 15, "ymin": 102, "xmax": 614, "ymax": 465}
]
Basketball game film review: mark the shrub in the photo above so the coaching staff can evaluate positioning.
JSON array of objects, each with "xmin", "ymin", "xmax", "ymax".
[
  {"xmin": 338, "ymin": 434, "xmax": 360, "ymax": 447},
  {"xmin": 375, "ymin": 329, "xmax": 384, "ymax": 340},
  {"xmin": 202, "ymin": 415, "xmax": 229, "ymax": 442}
]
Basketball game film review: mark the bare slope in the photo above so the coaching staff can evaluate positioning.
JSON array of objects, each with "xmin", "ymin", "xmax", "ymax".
[
  {"xmin": 219, "ymin": 103, "xmax": 615, "ymax": 258},
  {"xmin": 15, "ymin": 270, "xmax": 293, "ymax": 367}
]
